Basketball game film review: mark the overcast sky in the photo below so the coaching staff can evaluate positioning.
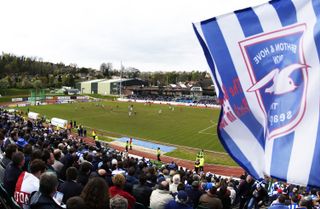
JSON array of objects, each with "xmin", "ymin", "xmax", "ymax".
[{"xmin": 0, "ymin": 0, "xmax": 268, "ymax": 72}]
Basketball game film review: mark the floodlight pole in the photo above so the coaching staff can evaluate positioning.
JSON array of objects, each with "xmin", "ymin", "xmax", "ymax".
[{"xmin": 120, "ymin": 61, "xmax": 123, "ymax": 97}]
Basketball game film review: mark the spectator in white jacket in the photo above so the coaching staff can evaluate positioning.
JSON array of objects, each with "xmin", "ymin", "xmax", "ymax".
[
  {"xmin": 150, "ymin": 180, "xmax": 174, "ymax": 209},
  {"xmin": 170, "ymin": 174, "xmax": 181, "ymax": 194}
]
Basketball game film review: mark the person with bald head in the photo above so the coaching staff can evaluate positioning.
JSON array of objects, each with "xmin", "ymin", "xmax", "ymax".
[{"xmin": 150, "ymin": 179, "xmax": 174, "ymax": 209}]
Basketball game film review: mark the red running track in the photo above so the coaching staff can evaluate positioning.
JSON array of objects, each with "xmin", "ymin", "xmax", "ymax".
[{"xmin": 82, "ymin": 137, "xmax": 244, "ymax": 177}]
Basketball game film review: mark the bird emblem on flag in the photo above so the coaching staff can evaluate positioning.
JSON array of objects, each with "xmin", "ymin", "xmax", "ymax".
[{"xmin": 239, "ymin": 24, "xmax": 309, "ymax": 140}]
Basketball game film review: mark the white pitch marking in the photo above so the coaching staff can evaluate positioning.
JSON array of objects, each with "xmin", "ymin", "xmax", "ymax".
[{"xmin": 198, "ymin": 122, "xmax": 217, "ymax": 136}]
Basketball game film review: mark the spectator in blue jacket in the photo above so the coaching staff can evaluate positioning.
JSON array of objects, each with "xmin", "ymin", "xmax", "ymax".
[{"xmin": 268, "ymin": 194, "xmax": 289, "ymax": 209}]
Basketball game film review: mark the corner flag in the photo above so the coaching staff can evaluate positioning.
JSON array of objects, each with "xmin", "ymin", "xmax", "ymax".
[{"xmin": 193, "ymin": 0, "xmax": 320, "ymax": 187}]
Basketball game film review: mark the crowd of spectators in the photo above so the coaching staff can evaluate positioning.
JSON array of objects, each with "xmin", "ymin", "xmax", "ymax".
[
  {"xmin": 0, "ymin": 108, "xmax": 320, "ymax": 209},
  {"xmin": 126, "ymin": 95, "xmax": 218, "ymax": 105}
]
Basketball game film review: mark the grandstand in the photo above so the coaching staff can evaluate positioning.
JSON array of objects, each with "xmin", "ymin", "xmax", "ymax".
[{"xmin": 0, "ymin": 108, "xmax": 318, "ymax": 209}]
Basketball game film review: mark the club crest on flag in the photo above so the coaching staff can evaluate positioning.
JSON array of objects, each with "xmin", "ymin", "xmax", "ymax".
[{"xmin": 239, "ymin": 24, "xmax": 309, "ymax": 140}]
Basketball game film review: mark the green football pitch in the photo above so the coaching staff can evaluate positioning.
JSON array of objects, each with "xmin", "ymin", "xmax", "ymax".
[{"xmin": 19, "ymin": 101, "xmax": 225, "ymax": 152}]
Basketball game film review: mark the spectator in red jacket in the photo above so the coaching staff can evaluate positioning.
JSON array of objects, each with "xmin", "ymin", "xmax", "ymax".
[{"xmin": 109, "ymin": 173, "xmax": 136, "ymax": 209}]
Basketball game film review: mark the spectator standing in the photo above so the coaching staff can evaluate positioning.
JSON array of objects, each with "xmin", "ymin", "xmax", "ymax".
[
  {"xmin": 247, "ymin": 183, "xmax": 268, "ymax": 209},
  {"xmin": 238, "ymin": 175, "xmax": 255, "ymax": 209},
  {"xmin": 227, "ymin": 182, "xmax": 236, "ymax": 205},
  {"xmin": 218, "ymin": 186, "xmax": 232, "ymax": 209}
]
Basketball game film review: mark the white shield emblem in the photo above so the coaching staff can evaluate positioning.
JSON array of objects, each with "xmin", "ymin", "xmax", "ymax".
[{"xmin": 239, "ymin": 24, "xmax": 309, "ymax": 140}]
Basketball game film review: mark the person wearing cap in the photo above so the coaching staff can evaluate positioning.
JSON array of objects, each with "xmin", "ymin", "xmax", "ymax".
[
  {"xmin": 16, "ymin": 137, "xmax": 28, "ymax": 151},
  {"xmin": 164, "ymin": 190, "xmax": 193, "ymax": 209},
  {"xmin": 150, "ymin": 179, "xmax": 173, "ymax": 209}
]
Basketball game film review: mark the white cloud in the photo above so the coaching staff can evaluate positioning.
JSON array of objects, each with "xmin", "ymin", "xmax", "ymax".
[{"xmin": 0, "ymin": 0, "xmax": 268, "ymax": 71}]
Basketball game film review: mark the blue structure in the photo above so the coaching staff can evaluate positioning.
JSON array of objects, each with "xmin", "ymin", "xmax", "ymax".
[{"xmin": 116, "ymin": 137, "xmax": 176, "ymax": 153}]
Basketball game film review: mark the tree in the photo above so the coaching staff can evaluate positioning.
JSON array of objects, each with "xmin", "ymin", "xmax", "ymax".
[
  {"xmin": 32, "ymin": 80, "xmax": 42, "ymax": 89},
  {"xmin": 0, "ymin": 78, "xmax": 9, "ymax": 90},
  {"xmin": 100, "ymin": 62, "xmax": 112, "ymax": 77},
  {"xmin": 125, "ymin": 67, "xmax": 140, "ymax": 78},
  {"xmin": 19, "ymin": 76, "xmax": 32, "ymax": 88}
]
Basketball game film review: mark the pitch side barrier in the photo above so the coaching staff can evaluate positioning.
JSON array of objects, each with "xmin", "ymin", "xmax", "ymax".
[{"xmin": 117, "ymin": 98, "xmax": 221, "ymax": 109}]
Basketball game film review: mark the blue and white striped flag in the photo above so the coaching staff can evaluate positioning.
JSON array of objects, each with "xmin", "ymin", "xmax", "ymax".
[{"xmin": 193, "ymin": 0, "xmax": 320, "ymax": 187}]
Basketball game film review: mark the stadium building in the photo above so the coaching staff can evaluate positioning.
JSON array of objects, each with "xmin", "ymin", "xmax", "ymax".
[{"xmin": 77, "ymin": 78, "xmax": 147, "ymax": 95}]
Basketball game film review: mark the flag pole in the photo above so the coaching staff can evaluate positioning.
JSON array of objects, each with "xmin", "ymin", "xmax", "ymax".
[{"xmin": 120, "ymin": 61, "xmax": 123, "ymax": 97}]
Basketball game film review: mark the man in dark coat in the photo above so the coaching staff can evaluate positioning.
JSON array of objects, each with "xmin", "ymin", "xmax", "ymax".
[
  {"xmin": 238, "ymin": 175, "xmax": 255, "ymax": 209},
  {"xmin": 185, "ymin": 181, "xmax": 203, "ymax": 208},
  {"xmin": 132, "ymin": 174, "xmax": 152, "ymax": 207},
  {"xmin": 3, "ymin": 151, "xmax": 24, "ymax": 196},
  {"xmin": 30, "ymin": 172, "xmax": 63, "ymax": 209},
  {"xmin": 58, "ymin": 167, "xmax": 83, "ymax": 204}
]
